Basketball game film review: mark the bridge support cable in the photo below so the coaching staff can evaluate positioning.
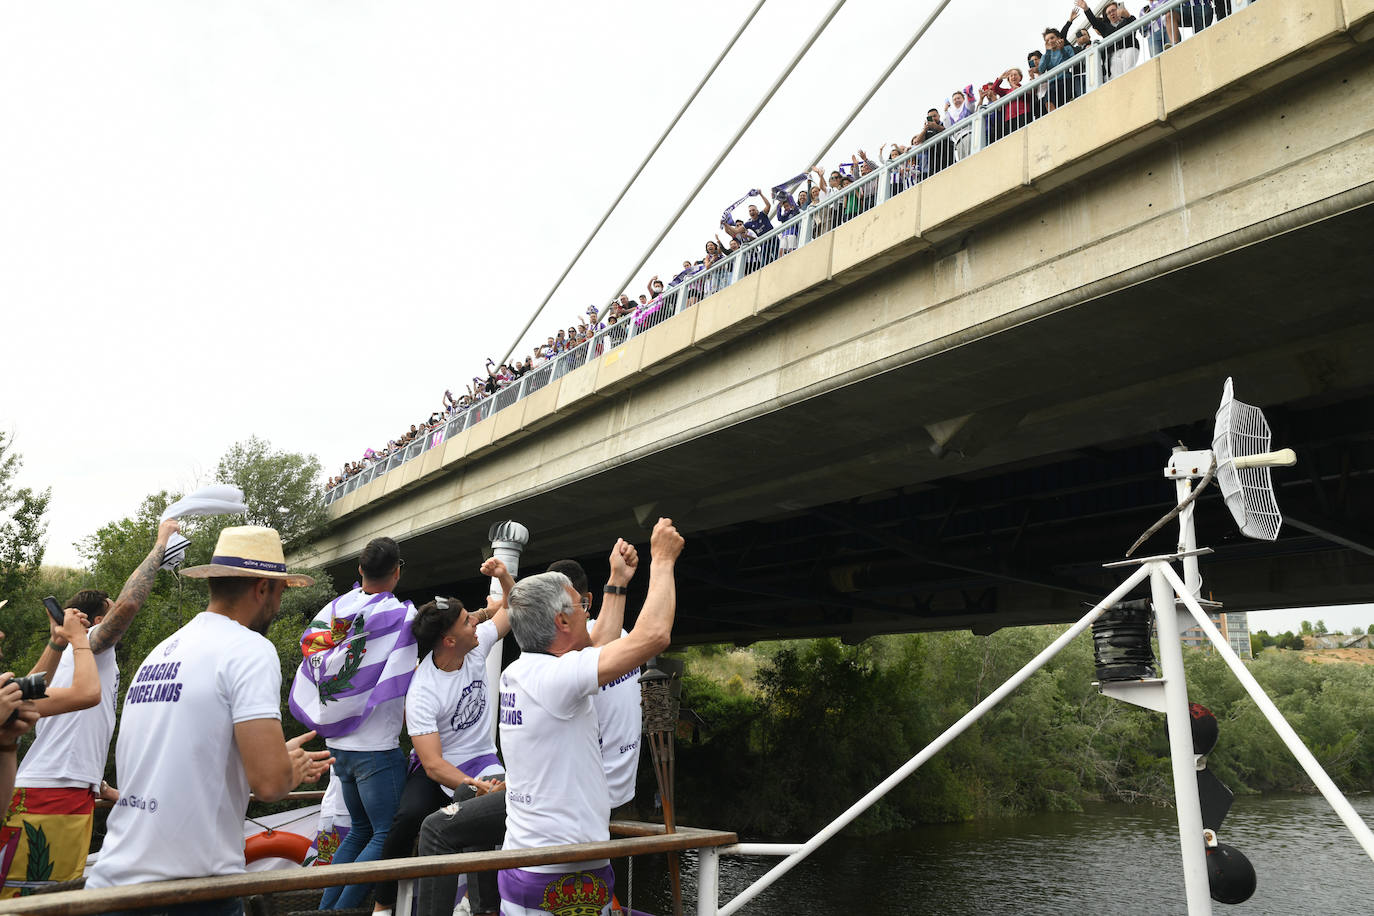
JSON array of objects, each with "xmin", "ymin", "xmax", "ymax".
[
  {"xmin": 805, "ymin": 0, "xmax": 959, "ymax": 170},
  {"xmin": 496, "ymin": 0, "xmax": 770, "ymax": 368},
  {"xmin": 595, "ymin": 0, "xmax": 850, "ymax": 321}
]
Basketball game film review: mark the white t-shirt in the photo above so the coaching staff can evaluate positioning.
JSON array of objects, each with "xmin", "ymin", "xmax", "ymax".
[
  {"xmin": 16, "ymin": 624, "xmax": 120, "ymax": 789},
  {"xmin": 499, "ymin": 647, "xmax": 609, "ymax": 872},
  {"xmin": 86, "ymin": 612, "xmax": 282, "ymax": 888},
  {"xmin": 326, "ymin": 694, "xmax": 404, "ymax": 751},
  {"xmin": 587, "ymin": 622, "xmax": 641, "ymax": 807},
  {"xmin": 405, "ymin": 620, "xmax": 503, "ymax": 796}
]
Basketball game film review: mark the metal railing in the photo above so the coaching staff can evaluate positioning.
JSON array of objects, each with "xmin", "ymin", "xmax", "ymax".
[{"xmin": 323, "ymin": 0, "xmax": 1246, "ymax": 507}]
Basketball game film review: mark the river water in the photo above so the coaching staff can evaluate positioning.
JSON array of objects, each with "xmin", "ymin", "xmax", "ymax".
[{"xmin": 622, "ymin": 794, "xmax": 1374, "ymax": 914}]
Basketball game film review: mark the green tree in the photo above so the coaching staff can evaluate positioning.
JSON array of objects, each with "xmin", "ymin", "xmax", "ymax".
[
  {"xmin": 1316, "ymin": 619, "xmax": 1328, "ymax": 635},
  {"xmin": 1352, "ymin": 626, "xmax": 1365, "ymax": 636},
  {"xmin": 1301, "ymin": 620, "xmax": 1314, "ymax": 635},
  {"xmin": 215, "ymin": 436, "xmax": 327, "ymax": 552},
  {"xmin": 0, "ymin": 431, "xmax": 51, "ymax": 607}
]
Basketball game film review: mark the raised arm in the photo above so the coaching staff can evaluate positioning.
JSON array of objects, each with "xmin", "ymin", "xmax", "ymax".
[
  {"xmin": 756, "ymin": 189, "xmax": 771, "ymax": 218},
  {"xmin": 1075, "ymin": 0, "xmax": 1109, "ymax": 35},
  {"xmin": 811, "ymin": 166, "xmax": 829, "ymax": 193},
  {"xmin": 597, "ymin": 518, "xmax": 684, "ymax": 685},
  {"xmin": 29, "ymin": 608, "xmax": 100, "ymax": 717},
  {"xmin": 591, "ymin": 538, "xmax": 638, "ymax": 647},
  {"xmin": 88, "ymin": 518, "xmax": 179, "ymax": 654},
  {"xmin": 477, "ymin": 556, "xmax": 516, "ymax": 639},
  {"xmin": 27, "ymin": 610, "xmax": 75, "ymax": 681}
]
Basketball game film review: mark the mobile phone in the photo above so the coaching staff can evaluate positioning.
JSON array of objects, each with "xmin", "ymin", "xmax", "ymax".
[{"xmin": 42, "ymin": 596, "xmax": 65, "ymax": 625}]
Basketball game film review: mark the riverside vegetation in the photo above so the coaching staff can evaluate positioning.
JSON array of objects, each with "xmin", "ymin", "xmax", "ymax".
[{"xmin": 667, "ymin": 632, "xmax": 1374, "ymax": 838}]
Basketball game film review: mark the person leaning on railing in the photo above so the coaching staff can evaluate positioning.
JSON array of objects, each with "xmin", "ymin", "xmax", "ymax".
[
  {"xmin": 1077, "ymin": 0, "xmax": 1142, "ymax": 79},
  {"xmin": 979, "ymin": 67, "xmax": 1032, "ymax": 142},
  {"xmin": 911, "ymin": 113, "xmax": 955, "ymax": 180},
  {"xmin": 1039, "ymin": 27, "xmax": 1080, "ymax": 111}
]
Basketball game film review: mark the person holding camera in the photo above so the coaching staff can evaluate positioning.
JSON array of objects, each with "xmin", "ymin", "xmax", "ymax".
[
  {"xmin": 2, "ymin": 519, "xmax": 181, "ymax": 897},
  {"xmin": 86, "ymin": 525, "xmax": 333, "ymax": 911},
  {"xmin": 0, "ymin": 605, "xmax": 104, "ymax": 897},
  {"xmin": 912, "ymin": 110, "xmax": 955, "ymax": 179},
  {"xmin": 0, "ymin": 687, "xmax": 40, "ymax": 840}
]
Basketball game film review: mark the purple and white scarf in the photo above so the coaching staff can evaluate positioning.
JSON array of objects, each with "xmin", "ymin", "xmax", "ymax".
[{"xmin": 289, "ymin": 587, "xmax": 418, "ymax": 739}]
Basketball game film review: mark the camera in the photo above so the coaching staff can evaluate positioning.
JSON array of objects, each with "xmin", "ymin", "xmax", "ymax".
[{"xmin": 3, "ymin": 673, "xmax": 47, "ymax": 701}]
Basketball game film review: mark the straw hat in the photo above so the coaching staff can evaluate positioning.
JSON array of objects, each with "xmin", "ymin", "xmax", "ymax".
[{"xmin": 180, "ymin": 526, "xmax": 315, "ymax": 587}]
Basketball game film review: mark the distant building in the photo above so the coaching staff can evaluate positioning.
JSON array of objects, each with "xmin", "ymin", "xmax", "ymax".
[{"xmin": 1180, "ymin": 610, "xmax": 1252, "ymax": 659}]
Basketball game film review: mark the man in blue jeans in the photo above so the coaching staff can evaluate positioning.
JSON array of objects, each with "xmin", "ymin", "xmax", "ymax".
[{"xmin": 291, "ymin": 536, "xmax": 419, "ymax": 909}]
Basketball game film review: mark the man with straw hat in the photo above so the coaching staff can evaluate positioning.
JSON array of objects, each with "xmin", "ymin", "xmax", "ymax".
[{"xmin": 86, "ymin": 526, "xmax": 333, "ymax": 908}]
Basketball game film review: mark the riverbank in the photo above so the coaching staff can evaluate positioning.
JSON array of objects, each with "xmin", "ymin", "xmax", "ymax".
[{"xmin": 664, "ymin": 629, "xmax": 1374, "ymax": 838}]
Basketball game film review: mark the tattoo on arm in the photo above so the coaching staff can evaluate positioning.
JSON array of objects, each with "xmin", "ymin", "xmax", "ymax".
[{"xmin": 88, "ymin": 543, "xmax": 166, "ymax": 654}]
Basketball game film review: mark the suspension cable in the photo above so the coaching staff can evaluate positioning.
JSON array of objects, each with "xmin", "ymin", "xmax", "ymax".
[
  {"xmin": 497, "ymin": 0, "xmax": 770, "ymax": 367},
  {"xmin": 806, "ymin": 0, "xmax": 959, "ymax": 169},
  {"xmin": 593, "ymin": 0, "xmax": 850, "ymax": 322}
]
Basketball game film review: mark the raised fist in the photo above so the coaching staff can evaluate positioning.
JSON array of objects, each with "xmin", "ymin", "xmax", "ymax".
[{"xmin": 649, "ymin": 518, "xmax": 685, "ymax": 563}]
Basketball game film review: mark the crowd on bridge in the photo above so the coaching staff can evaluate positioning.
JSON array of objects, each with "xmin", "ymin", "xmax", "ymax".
[
  {"xmin": 325, "ymin": 0, "xmax": 1238, "ymax": 494},
  {"xmin": 0, "ymin": 510, "xmax": 686, "ymax": 915}
]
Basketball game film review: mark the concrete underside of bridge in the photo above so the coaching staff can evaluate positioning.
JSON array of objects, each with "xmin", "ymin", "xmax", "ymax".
[{"xmin": 299, "ymin": 2, "xmax": 1374, "ymax": 645}]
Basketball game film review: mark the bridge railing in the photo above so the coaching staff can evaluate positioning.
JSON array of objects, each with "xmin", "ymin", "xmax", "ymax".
[{"xmin": 323, "ymin": 0, "xmax": 1248, "ymax": 507}]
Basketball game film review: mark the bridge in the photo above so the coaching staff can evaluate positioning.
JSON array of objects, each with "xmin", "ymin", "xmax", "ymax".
[{"xmin": 298, "ymin": 1, "xmax": 1374, "ymax": 646}]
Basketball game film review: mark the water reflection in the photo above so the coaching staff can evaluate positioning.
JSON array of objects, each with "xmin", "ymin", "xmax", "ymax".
[{"xmin": 619, "ymin": 794, "xmax": 1374, "ymax": 914}]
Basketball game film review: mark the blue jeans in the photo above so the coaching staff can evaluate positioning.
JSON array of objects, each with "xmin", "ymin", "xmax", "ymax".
[{"xmin": 320, "ymin": 747, "xmax": 408, "ymax": 910}]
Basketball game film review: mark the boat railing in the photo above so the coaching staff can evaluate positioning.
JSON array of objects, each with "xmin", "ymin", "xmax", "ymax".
[{"xmin": 0, "ymin": 822, "xmax": 737, "ymax": 916}]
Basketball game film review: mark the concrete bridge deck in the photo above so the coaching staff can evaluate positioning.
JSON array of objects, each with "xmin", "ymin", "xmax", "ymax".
[{"xmin": 298, "ymin": 1, "xmax": 1374, "ymax": 645}]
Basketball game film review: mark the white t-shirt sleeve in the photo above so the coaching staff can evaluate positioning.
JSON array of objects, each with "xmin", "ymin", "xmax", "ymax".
[
  {"xmin": 220, "ymin": 637, "xmax": 283, "ymax": 723},
  {"xmin": 544, "ymin": 647, "xmax": 602, "ymax": 719},
  {"xmin": 406, "ymin": 666, "xmax": 440, "ymax": 737},
  {"xmin": 473, "ymin": 619, "xmax": 500, "ymax": 661}
]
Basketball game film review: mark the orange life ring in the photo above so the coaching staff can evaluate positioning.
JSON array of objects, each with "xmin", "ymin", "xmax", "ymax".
[{"xmin": 243, "ymin": 829, "xmax": 313, "ymax": 865}]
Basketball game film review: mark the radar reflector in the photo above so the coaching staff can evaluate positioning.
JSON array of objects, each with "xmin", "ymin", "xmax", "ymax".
[{"xmin": 1211, "ymin": 377, "xmax": 1295, "ymax": 541}]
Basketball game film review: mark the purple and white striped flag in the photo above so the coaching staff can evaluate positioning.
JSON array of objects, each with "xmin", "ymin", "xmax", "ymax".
[{"xmin": 289, "ymin": 587, "xmax": 419, "ymax": 739}]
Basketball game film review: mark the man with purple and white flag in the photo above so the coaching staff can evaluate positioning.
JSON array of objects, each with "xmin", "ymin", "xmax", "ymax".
[{"xmin": 289, "ymin": 535, "xmax": 418, "ymax": 910}]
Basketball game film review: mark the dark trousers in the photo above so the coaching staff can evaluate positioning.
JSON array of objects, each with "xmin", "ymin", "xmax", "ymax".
[
  {"xmin": 104, "ymin": 902, "xmax": 242, "ymax": 916},
  {"xmin": 374, "ymin": 769, "xmax": 451, "ymax": 906},
  {"xmin": 416, "ymin": 789, "xmax": 507, "ymax": 916}
]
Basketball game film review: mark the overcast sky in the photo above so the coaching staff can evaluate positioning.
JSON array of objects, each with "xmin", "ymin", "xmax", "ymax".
[{"xmin": 3, "ymin": 0, "xmax": 1367, "ymax": 636}]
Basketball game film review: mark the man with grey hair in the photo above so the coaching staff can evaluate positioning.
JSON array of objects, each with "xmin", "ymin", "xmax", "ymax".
[{"xmin": 497, "ymin": 518, "xmax": 684, "ymax": 915}]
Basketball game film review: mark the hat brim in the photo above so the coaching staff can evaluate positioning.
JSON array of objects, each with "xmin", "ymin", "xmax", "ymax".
[{"xmin": 179, "ymin": 564, "xmax": 315, "ymax": 587}]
